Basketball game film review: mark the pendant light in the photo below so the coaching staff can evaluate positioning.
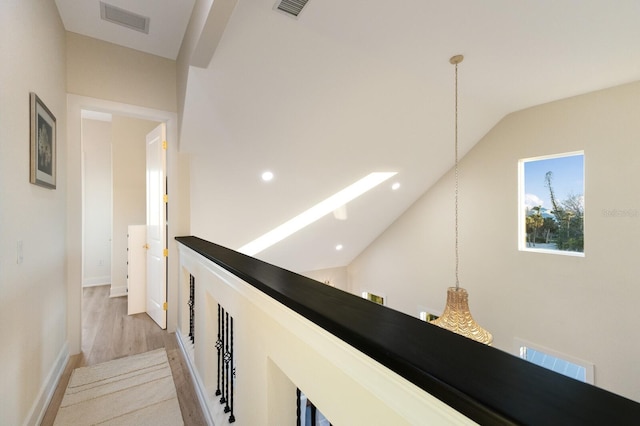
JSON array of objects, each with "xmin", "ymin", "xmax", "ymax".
[{"xmin": 429, "ymin": 55, "xmax": 493, "ymax": 345}]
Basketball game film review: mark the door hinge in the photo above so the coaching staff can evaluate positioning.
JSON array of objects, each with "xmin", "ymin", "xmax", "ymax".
[
  {"xmin": 163, "ymin": 248, "xmax": 169, "ymax": 257},
  {"xmin": 163, "ymin": 194, "xmax": 168, "ymax": 203},
  {"xmin": 162, "ymin": 140, "xmax": 167, "ymax": 150},
  {"xmin": 163, "ymin": 302, "xmax": 168, "ymax": 311}
]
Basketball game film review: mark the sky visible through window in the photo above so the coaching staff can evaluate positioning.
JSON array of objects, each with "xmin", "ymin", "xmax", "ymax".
[
  {"xmin": 524, "ymin": 154, "xmax": 584, "ymax": 211},
  {"xmin": 521, "ymin": 346, "xmax": 587, "ymax": 383}
]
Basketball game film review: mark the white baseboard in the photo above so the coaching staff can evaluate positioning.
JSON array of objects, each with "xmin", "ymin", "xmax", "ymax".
[
  {"xmin": 26, "ymin": 342, "xmax": 69, "ymax": 426},
  {"xmin": 82, "ymin": 276, "xmax": 110, "ymax": 287},
  {"xmin": 109, "ymin": 286, "xmax": 128, "ymax": 298},
  {"xmin": 176, "ymin": 329, "xmax": 214, "ymax": 426}
]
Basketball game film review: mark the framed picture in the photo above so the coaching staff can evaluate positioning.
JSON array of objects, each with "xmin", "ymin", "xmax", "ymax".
[{"xmin": 30, "ymin": 92, "xmax": 56, "ymax": 189}]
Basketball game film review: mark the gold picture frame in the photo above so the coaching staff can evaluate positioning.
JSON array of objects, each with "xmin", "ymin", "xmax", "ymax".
[{"xmin": 30, "ymin": 92, "xmax": 56, "ymax": 189}]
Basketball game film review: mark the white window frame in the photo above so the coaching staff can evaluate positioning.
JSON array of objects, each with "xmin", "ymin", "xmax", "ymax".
[
  {"xmin": 514, "ymin": 338, "xmax": 594, "ymax": 384},
  {"xmin": 518, "ymin": 151, "xmax": 585, "ymax": 257}
]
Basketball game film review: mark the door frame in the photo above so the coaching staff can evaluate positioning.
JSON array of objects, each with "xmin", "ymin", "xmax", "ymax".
[{"xmin": 67, "ymin": 94, "xmax": 183, "ymax": 354}]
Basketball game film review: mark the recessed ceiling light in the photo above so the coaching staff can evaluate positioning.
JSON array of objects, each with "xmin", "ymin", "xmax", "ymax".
[
  {"xmin": 335, "ymin": 244, "xmax": 343, "ymax": 251},
  {"xmin": 239, "ymin": 172, "xmax": 397, "ymax": 255},
  {"xmin": 262, "ymin": 171, "xmax": 274, "ymax": 181},
  {"xmin": 392, "ymin": 182, "xmax": 401, "ymax": 190}
]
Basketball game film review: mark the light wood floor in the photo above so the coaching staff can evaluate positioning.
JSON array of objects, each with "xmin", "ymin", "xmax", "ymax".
[{"xmin": 41, "ymin": 285, "xmax": 207, "ymax": 425}]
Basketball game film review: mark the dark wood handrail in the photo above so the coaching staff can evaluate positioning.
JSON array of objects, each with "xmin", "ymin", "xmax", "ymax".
[{"xmin": 176, "ymin": 236, "xmax": 640, "ymax": 425}]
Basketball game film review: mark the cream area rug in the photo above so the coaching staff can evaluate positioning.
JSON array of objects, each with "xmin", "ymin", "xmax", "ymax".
[{"xmin": 54, "ymin": 348, "xmax": 184, "ymax": 425}]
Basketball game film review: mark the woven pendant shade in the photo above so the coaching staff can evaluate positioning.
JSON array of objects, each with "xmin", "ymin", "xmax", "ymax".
[
  {"xmin": 428, "ymin": 55, "xmax": 493, "ymax": 346},
  {"xmin": 430, "ymin": 287, "xmax": 493, "ymax": 345}
]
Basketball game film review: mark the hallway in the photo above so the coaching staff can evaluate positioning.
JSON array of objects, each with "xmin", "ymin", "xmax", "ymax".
[{"xmin": 41, "ymin": 285, "xmax": 206, "ymax": 425}]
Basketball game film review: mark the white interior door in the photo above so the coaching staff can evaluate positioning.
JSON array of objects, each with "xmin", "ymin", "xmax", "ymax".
[{"xmin": 146, "ymin": 123, "xmax": 167, "ymax": 329}]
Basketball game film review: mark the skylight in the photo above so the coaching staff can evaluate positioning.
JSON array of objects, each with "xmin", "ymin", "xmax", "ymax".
[{"xmin": 238, "ymin": 172, "xmax": 397, "ymax": 256}]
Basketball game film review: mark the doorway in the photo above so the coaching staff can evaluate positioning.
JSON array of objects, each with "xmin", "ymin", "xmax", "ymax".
[
  {"xmin": 67, "ymin": 95, "xmax": 182, "ymax": 355},
  {"xmin": 81, "ymin": 112, "xmax": 161, "ymax": 298}
]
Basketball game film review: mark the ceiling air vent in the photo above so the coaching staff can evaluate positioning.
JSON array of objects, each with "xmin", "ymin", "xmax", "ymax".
[
  {"xmin": 275, "ymin": 0, "xmax": 310, "ymax": 18},
  {"xmin": 100, "ymin": 2, "xmax": 150, "ymax": 34}
]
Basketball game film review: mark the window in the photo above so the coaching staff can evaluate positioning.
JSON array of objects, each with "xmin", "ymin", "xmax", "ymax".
[
  {"xmin": 297, "ymin": 389, "xmax": 332, "ymax": 426},
  {"xmin": 519, "ymin": 152, "xmax": 584, "ymax": 256},
  {"xmin": 361, "ymin": 292, "xmax": 385, "ymax": 305},
  {"xmin": 515, "ymin": 338, "xmax": 594, "ymax": 384},
  {"xmin": 419, "ymin": 311, "xmax": 439, "ymax": 322}
]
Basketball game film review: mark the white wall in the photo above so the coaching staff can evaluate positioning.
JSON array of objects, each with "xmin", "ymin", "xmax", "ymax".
[
  {"xmin": 67, "ymin": 32, "xmax": 177, "ymax": 113},
  {"xmin": 0, "ymin": 0, "xmax": 68, "ymax": 424},
  {"xmin": 302, "ymin": 266, "xmax": 348, "ymax": 291},
  {"xmin": 83, "ymin": 118, "xmax": 112, "ymax": 286},
  {"xmin": 349, "ymin": 81, "xmax": 640, "ymax": 402},
  {"xmin": 111, "ymin": 116, "xmax": 159, "ymax": 297}
]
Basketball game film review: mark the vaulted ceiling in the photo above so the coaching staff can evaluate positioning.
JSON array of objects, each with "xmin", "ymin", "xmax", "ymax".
[{"xmin": 56, "ymin": 0, "xmax": 640, "ymax": 272}]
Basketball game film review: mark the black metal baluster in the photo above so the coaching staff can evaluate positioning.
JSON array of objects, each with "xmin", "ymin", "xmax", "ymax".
[
  {"xmin": 296, "ymin": 389, "xmax": 301, "ymax": 426},
  {"xmin": 228, "ymin": 316, "xmax": 235, "ymax": 423},
  {"xmin": 188, "ymin": 275, "xmax": 195, "ymax": 343},
  {"xmin": 310, "ymin": 403, "xmax": 317, "ymax": 426},
  {"xmin": 215, "ymin": 305, "xmax": 237, "ymax": 422},
  {"xmin": 215, "ymin": 304, "xmax": 222, "ymax": 397},
  {"xmin": 224, "ymin": 311, "xmax": 231, "ymax": 414},
  {"xmin": 220, "ymin": 307, "xmax": 226, "ymax": 405}
]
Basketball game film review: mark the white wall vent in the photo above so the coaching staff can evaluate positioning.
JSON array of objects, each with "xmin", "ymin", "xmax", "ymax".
[
  {"xmin": 100, "ymin": 2, "xmax": 150, "ymax": 34},
  {"xmin": 275, "ymin": 0, "xmax": 310, "ymax": 17}
]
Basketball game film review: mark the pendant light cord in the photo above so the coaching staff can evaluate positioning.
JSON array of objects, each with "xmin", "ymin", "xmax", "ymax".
[{"xmin": 452, "ymin": 56, "xmax": 461, "ymax": 290}]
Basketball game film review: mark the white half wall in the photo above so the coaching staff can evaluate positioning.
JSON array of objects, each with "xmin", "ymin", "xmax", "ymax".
[{"xmin": 177, "ymin": 244, "xmax": 475, "ymax": 425}]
